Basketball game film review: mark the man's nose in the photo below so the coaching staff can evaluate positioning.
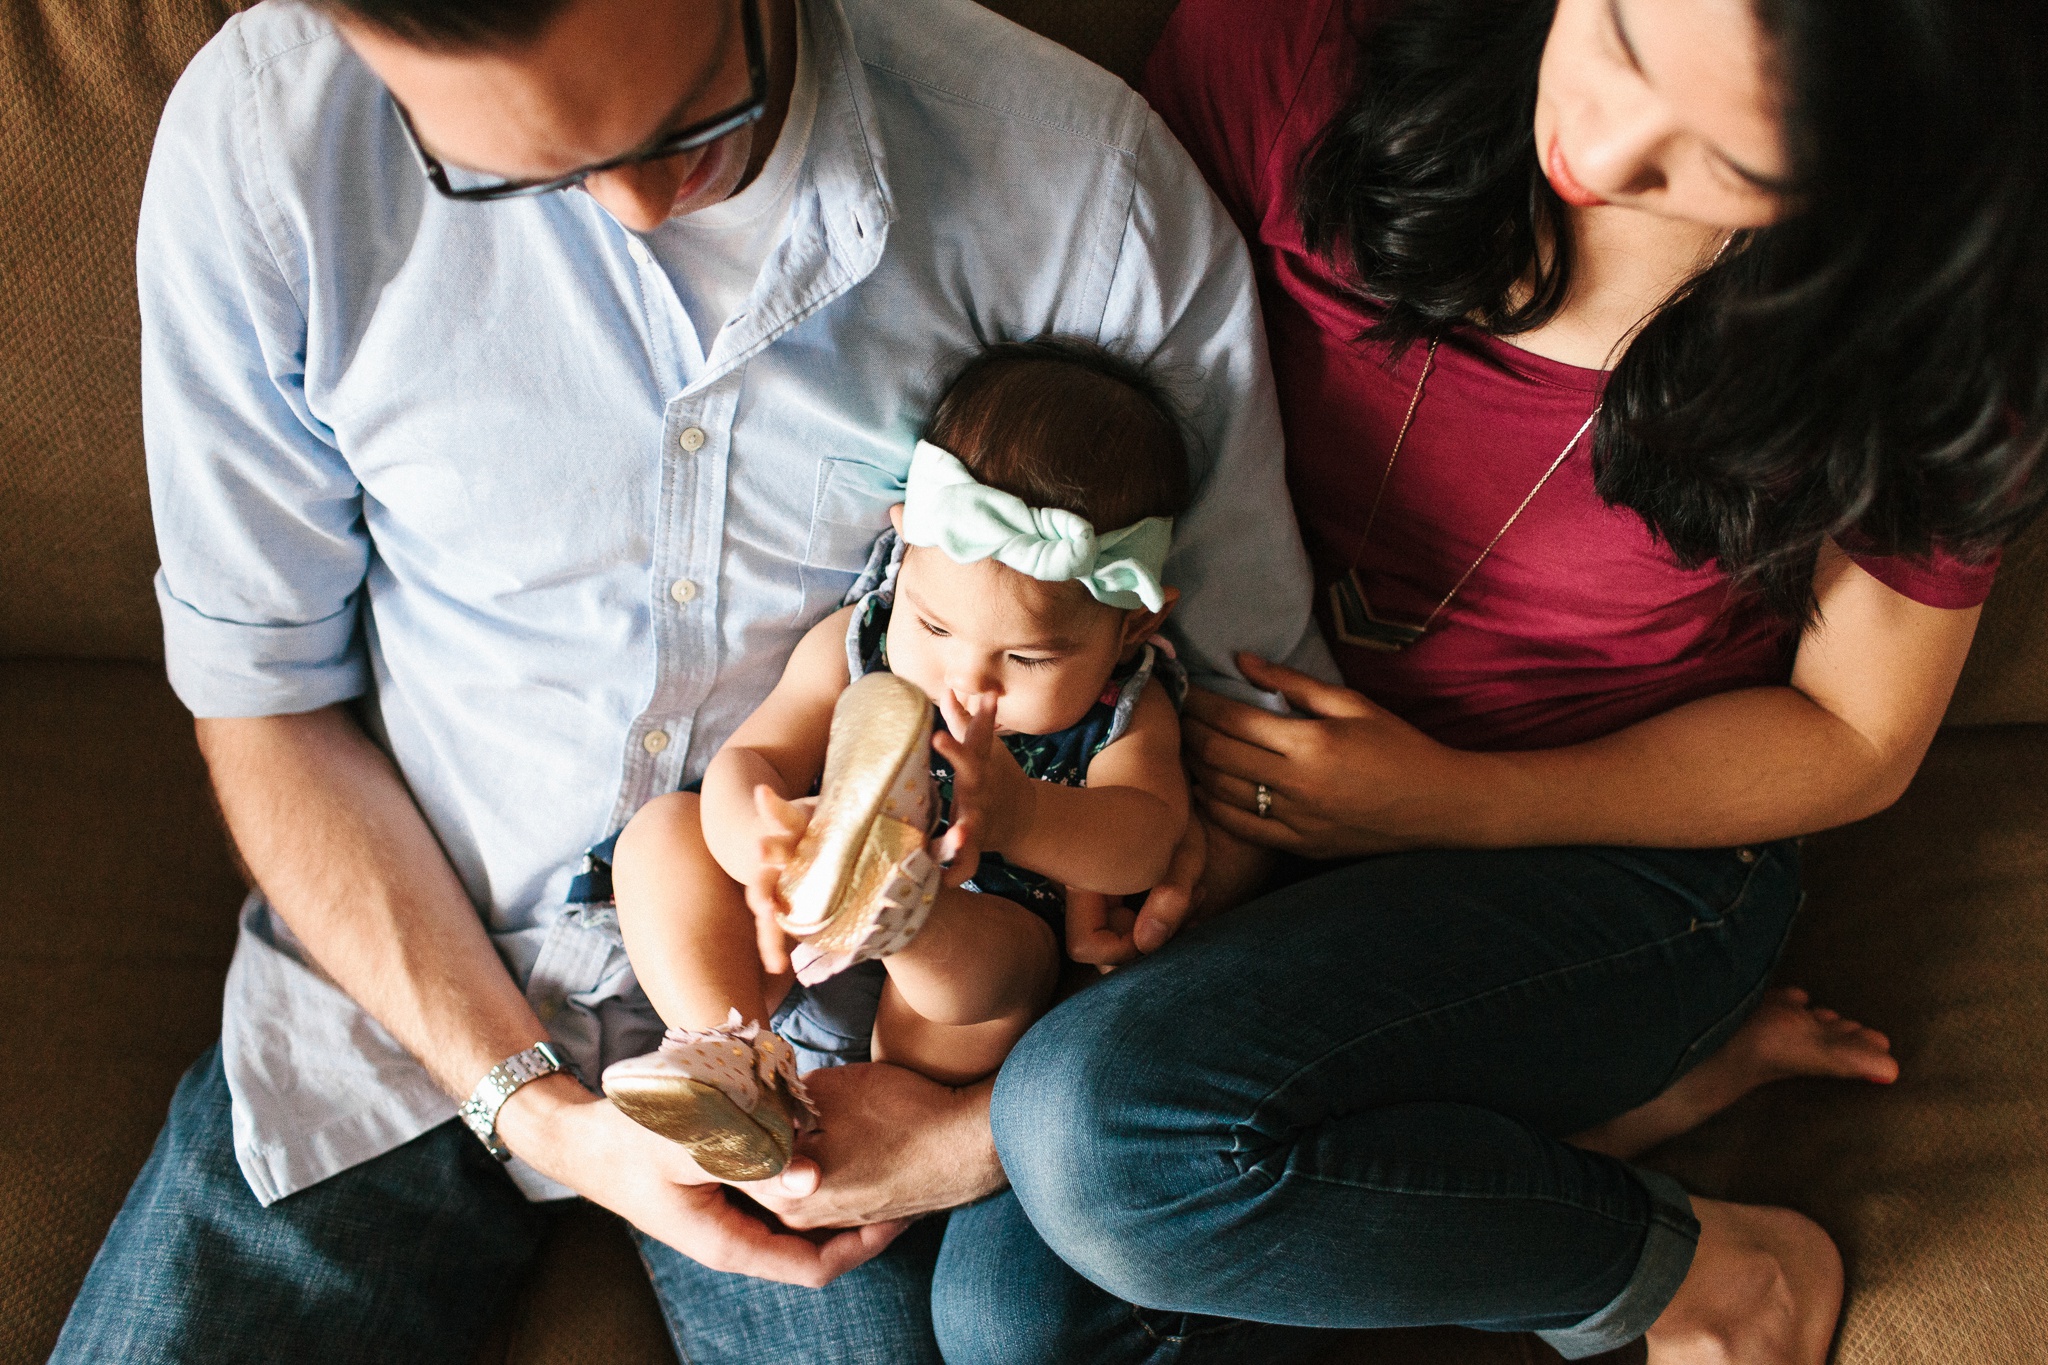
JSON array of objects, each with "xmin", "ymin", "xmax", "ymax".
[{"xmin": 582, "ymin": 158, "xmax": 690, "ymax": 232}]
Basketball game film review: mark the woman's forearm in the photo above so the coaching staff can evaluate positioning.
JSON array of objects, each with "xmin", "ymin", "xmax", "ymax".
[
  {"xmin": 196, "ymin": 706, "xmax": 550, "ymax": 1099},
  {"xmin": 1469, "ymin": 684, "xmax": 1922, "ymax": 849}
]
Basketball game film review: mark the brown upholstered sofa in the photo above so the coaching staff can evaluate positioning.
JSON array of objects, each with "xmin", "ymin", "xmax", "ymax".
[{"xmin": 5, "ymin": 1, "xmax": 2045, "ymax": 1361}]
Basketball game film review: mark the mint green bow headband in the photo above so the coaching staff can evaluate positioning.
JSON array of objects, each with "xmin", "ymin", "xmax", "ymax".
[{"xmin": 899, "ymin": 441, "xmax": 1174, "ymax": 612}]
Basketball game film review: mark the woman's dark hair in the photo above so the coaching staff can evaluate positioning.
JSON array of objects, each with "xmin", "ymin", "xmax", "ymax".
[
  {"xmin": 925, "ymin": 338, "xmax": 1193, "ymax": 535},
  {"xmin": 1299, "ymin": 0, "xmax": 2048, "ymax": 617},
  {"xmin": 311, "ymin": 0, "xmax": 570, "ymax": 50}
]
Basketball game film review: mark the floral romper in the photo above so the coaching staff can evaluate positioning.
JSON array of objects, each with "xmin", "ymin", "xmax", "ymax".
[{"xmin": 842, "ymin": 531, "xmax": 1185, "ymax": 928}]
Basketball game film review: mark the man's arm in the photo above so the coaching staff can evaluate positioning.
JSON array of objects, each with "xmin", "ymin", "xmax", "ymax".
[
  {"xmin": 197, "ymin": 708, "xmax": 545, "ymax": 1097},
  {"xmin": 199, "ymin": 705, "xmax": 905, "ymax": 1285},
  {"xmin": 1099, "ymin": 104, "xmax": 1341, "ymax": 705}
]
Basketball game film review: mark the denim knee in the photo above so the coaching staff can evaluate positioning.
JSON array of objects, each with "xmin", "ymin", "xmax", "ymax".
[
  {"xmin": 992, "ymin": 983, "xmax": 1200, "ymax": 1308},
  {"xmin": 932, "ymin": 1196, "xmax": 1062, "ymax": 1365}
]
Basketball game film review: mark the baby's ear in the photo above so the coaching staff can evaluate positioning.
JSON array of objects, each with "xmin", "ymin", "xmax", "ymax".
[
  {"xmin": 1119, "ymin": 586, "xmax": 1180, "ymax": 650},
  {"xmin": 888, "ymin": 503, "xmax": 906, "ymax": 533}
]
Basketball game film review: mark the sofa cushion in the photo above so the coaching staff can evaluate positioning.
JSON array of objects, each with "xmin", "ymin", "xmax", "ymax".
[
  {"xmin": 0, "ymin": 659, "xmax": 241, "ymax": 1364},
  {"xmin": 1944, "ymin": 515, "xmax": 2048, "ymax": 727},
  {"xmin": 0, "ymin": 0, "xmax": 248, "ymax": 661},
  {"xmin": 1644, "ymin": 724, "xmax": 2048, "ymax": 1365}
]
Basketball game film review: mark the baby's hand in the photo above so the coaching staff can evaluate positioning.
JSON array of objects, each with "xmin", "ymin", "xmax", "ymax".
[
  {"xmin": 746, "ymin": 786, "xmax": 815, "ymax": 975},
  {"xmin": 931, "ymin": 690, "xmax": 1025, "ymax": 886}
]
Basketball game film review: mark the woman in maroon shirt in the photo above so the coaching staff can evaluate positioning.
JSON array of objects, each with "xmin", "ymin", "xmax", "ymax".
[{"xmin": 974, "ymin": 0, "xmax": 2047, "ymax": 1362}]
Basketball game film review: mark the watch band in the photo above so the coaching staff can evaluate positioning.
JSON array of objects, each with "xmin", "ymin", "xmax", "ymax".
[{"xmin": 458, "ymin": 1041, "xmax": 565, "ymax": 1161}]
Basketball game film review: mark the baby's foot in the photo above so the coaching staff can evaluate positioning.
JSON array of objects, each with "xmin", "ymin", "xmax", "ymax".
[
  {"xmin": 1572, "ymin": 987, "xmax": 1898, "ymax": 1160},
  {"xmin": 601, "ymin": 1012, "xmax": 815, "ymax": 1181}
]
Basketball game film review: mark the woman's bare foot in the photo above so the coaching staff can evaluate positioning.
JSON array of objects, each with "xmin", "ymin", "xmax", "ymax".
[
  {"xmin": 1646, "ymin": 1198, "xmax": 1843, "ymax": 1364},
  {"xmin": 1572, "ymin": 988, "xmax": 1899, "ymax": 1160}
]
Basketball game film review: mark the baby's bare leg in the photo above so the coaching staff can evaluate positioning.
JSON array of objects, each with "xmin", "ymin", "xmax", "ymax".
[
  {"xmin": 872, "ymin": 887, "xmax": 1059, "ymax": 1085},
  {"xmin": 613, "ymin": 791, "xmax": 786, "ymax": 1030}
]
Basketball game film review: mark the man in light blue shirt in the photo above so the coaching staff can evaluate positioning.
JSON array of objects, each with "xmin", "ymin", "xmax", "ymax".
[{"xmin": 54, "ymin": 0, "xmax": 1332, "ymax": 1358}]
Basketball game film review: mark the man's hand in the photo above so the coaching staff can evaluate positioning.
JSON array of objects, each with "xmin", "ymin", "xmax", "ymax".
[
  {"xmin": 746, "ymin": 1062, "xmax": 1004, "ymax": 1231},
  {"xmin": 497, "ymin": 1073, "xmax": 909, "ymax": 1288}
]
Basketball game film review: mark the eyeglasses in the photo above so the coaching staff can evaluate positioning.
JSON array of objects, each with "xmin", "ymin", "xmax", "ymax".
[{"xmin": 393, "ymin": 0, "xmax": 769, "ymax": 203}]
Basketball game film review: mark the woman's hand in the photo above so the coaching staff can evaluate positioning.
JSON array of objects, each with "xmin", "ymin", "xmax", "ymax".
[{"xmin": 1183, "ymin": 653, "xmax": 1495, "ymax": 858}]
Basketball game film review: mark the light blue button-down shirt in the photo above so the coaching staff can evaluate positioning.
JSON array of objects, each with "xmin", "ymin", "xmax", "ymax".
[{"xmin": 141, "ymin": 0, "xmax": 1334, "ymax": 1204}]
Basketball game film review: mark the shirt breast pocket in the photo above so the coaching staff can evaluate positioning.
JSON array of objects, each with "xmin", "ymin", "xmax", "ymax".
[{"xmin": 800, "ymin": 457, "xmax": 903, "ymax": 617}]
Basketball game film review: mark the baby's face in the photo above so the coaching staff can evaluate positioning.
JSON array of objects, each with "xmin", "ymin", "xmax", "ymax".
[{"xmin": 885, "ymin": 545, "xmax": 1133, "ymax": 737}]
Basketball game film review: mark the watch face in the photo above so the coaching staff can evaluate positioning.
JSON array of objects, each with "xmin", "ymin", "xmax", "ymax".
[{"xmin": 460, "ymin": 1045, "xmax": 561, "ymax": 1161}]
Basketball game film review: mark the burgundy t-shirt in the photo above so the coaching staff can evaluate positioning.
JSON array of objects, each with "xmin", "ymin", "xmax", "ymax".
[{"xmin": 1144, "ymin": 0, "xmax": 1998, "ymax": 752}]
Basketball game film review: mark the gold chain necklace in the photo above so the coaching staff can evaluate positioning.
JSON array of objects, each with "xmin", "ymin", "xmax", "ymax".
[{"xmin": 1329, "ymin": 339, "xmax": 1602, "ymax": 651}]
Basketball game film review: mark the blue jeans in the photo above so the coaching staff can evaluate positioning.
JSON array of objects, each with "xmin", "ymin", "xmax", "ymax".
[
  {"xmin": 50, "ymin": 1041, "xmax": 951, "ymax": 1365},
  {"xmin": 50, "ymin": 1046, "xmax": 555, "ymax": 1364},
  {"xmin": 973, "ymin": 842, "xmax": 1801, "ymax": 1363},
  {"xmin": 55, "ymin": 843, "xmax": 1794, "ymax": 1363}
]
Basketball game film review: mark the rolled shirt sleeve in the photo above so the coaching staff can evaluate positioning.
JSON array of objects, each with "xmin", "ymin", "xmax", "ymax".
[
  {"xmin": 1101, "ymin": 105, "xmax": 1341, "ymax": 703},
  {"xmin": 140, "ymin": 32, "xmax": 370, "ymax": 719}
]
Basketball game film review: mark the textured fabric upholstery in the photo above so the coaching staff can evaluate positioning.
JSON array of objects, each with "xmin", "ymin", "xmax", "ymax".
[
  {"xmin": 0, "ymin": 661, "xmax": 241, "ymax": 1365},
  {"xmin": 1648, "ymin": 726, "xmax": 2048, "ymax": 1365},
  {"xmin": 0, "ymin": 0, "xmax": 248, "ymax": 660},
  {"xmin": 1945, "ymin": 516, "xmax": 2048, "ymax": 727},
  {"xmin": 3, "ymin": 1, "xmax": 2046, "ymax": 1363}
]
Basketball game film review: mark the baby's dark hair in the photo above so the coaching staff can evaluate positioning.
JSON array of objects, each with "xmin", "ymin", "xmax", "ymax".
[{"xmin": 924, "ymin": 339, "xmax": 1193, "ymax": 534}]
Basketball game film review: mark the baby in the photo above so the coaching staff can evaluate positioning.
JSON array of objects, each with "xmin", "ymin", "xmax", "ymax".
[{"xmin": 597, "ymin": 339, "xmax": 1193, "ymax": 1182}]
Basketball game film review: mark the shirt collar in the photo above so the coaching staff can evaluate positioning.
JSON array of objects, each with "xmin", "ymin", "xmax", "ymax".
[{"xmin": 668, "ymin": 0, "xmax": 890, "ymax": 383}]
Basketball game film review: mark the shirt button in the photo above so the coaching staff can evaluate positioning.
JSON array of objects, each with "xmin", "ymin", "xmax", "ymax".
[
  {"xmin": 669, "ymin": 578, "xmax": 699, "ymax": 604},
  {"xmin": 678, "ymin": 427, "xmax": 707, "ymax": 453},
  {"xmin": 642, "ymin": 731, "xmax": 670, "ymax": 755}
]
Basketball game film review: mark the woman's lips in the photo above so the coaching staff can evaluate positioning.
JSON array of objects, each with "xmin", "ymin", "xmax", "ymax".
[{"xmin": 1545, "ymin": 136, "xmax": 1608, "ymax": 208}]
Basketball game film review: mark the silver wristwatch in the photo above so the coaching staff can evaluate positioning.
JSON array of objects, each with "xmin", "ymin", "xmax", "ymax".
[{"xmin": 459, "ymin": 1042, "xmax": 566, "ymax": 1161}]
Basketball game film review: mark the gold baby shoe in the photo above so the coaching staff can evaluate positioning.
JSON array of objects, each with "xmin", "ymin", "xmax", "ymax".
[
  {"xmin": 601, "ymin": 1013, "xmax": 814, "ymax": 1182},
  {"xmin": 777, "ymin": 672, "xmax": 942, "ymax": 986}
]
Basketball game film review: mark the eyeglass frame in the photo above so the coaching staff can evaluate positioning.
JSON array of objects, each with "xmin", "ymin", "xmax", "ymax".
[{"xmin": 391, "ymin": 0, "xmax": 769, "ymax": 203}]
